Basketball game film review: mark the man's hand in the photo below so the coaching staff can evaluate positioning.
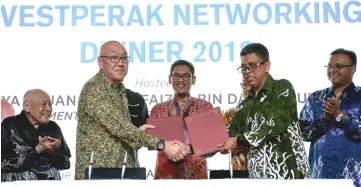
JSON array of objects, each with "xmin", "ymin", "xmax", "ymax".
[
  {"xmin": 35, "ymin": 136, "xmax": 59, "ymax": 153},
  {"xmin": 44, "ymin": 136, "xmax": 61, "ymax": 155},
  {"xmin": 138, "ymin": 124, "xmax": 155, "ymax": 132},
  {"xmin": 323, "ymin": 93, "xmax": 341, "ymax": 119},
  {"xmin": 217, "ymin": 137, "xmax": 237, "ymax": 154},
  {"xmin": 223, "ymin": 107, "xmax": 236, "ymax": 125},
  {"xmin": 45, "ymin": 136, "xmax": 61, "ymax": 148},
  {"xmin": 241, "ymin": 79, "xmax": 251, "ymax": 98},
  {"xmin": 172, "ymin": 140, "xmax": 192, "ymax": 155},
  {"xmin": 163, "ymin": 140, "xmax": 187, "ymax": 162}
]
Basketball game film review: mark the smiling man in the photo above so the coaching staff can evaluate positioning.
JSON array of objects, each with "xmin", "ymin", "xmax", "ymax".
[
  {"xmin": 299, "ymin": 48, "xmax": 361, "ymax": 187},
  {"xmin": 75, "ymin": 41, "xmax": 187, "ymax": 180},
  {"xmin": 218, "ymin": 43, "xmax": 310, "ymax": 179},
  {"xmin": 143, "ymin": 60, "xmax": 214, "ymax": 179},
  {"xmin": 1, "ymin": 89, "xmax": 71, "ymax": 181}
]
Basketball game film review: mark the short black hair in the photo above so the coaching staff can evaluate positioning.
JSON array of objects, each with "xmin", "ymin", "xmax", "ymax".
[
  {"xmin": 240, "ymin": 43, "xmax": 270, "ymax": 61},
  {"xmin": 330, "ymin": 48, "xmax": 357, "ymax": 66},
  {"xmin": 170, "ymin": 60, "xmax": 195, "ymax": 75}
]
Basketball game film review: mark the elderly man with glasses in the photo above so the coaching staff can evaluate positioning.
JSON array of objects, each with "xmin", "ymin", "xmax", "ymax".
[
  {"xmin": 218, "ymin": 43, "xmax": 310, "ymax": 179},
  {"xmin": 74, "ymin": 41, "xmax": 187, "ymax": 180},
  {"xmin": 299, "ymin": 48, "xmax": 361, "ymax": 187}
]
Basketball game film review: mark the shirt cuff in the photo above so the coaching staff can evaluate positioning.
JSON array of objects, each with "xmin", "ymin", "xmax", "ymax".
[
  {"xmin": 341, "ymin": 112, "xmax": 352, "ymax": 129},
  {"xmin": 148, "ymin": 137, "xmax": 161, "ymax": 150},
  {"xmin": 28, "ymin": 148, "xmax": 40, "ymax": 165}
]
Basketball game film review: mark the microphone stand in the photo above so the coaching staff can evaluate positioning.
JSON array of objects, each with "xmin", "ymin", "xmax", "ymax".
[
  {"xmin": 134, "ymin": 149, "xmax": 140, "ymax": 168},
  {"xmin": 88, "ymin": 151, "xmax": 94, "ymax": 180},
  {"xmin": 121, "ymin": 151, "xmax": 128, "ymax": 179},
  {"xmin": 229, "ymin": 150, "xmax": 233, "ymax": 179}
]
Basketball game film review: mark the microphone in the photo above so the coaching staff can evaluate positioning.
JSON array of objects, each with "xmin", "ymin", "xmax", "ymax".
[
  {"xmin": 229, "ymin": 150, "xmax": 233, "ymax": 179},
  {"xmin": 134, "ymin": 149, "xmax": 140, "ymax": 167},
  {"xmin": 121, "ymin": 151, "xmax": 128, "ymax": 179},
  {"xmin": 88, "ymin": 151, "xmax": 94, "ymax": 179}
]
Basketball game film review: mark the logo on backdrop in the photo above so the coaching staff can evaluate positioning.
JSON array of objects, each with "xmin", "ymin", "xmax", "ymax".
[
  {"xmin": 2, "ymin": 1, "xmax": 360, "ymax": 63},
  {"xmin": 2, "ymin": 2, "xmax": 360, "ymax": 27},
  {"xmin": 80, "ymin": 40, "xmax": 251, "ymax": 63}
]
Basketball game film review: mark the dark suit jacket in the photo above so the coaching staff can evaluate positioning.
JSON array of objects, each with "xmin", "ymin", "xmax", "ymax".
[{"xmin": 126, "ymin": 89, "xmax": 149, "ymax": 128}]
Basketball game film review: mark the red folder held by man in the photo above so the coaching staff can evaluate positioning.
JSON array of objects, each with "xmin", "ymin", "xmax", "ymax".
[
  {"xmin": 146, "ymin": 117, "xmax": 185, "ymax": 143},
  {"xmin": 184, "ymin": 107, "xmax": 229, "ymax": 157}
]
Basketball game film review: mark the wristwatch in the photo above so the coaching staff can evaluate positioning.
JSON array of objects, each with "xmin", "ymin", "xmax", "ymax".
[
  {"xmin": 336, "ymin": 112, "xmax": 344, "ymax": 122},
  {"xmin": 156, "ymin": 140, "xmax": 165, "ymax": 151}
]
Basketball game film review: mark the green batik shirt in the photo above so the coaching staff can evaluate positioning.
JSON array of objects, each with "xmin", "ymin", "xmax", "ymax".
[
  {"xmin": 229, "ymin": 75, "xmax": 310, "ymax": 179},
  {"xmin": 75, "ymin": 71, "xmax": 160, "ymax": 180}
]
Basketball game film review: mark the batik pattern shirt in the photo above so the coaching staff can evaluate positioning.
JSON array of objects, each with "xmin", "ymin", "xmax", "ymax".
[
  {"xmin": 229, "ymin": 75, "xmax": 310, "ymax": 179},
  {"xmin": 299, "ymin": 83, "xmax": 361, "ymax": 187},
  {"xmin": 1, "ymin": 111, "xmax": 71, "ymax": 181},
  {"xmin": 75, "ymin": 71, "xmax": 160, "ymax": 180},
  {"xmin": 150, "ymin": 98, "xmax": 213, "ymax": 179}
]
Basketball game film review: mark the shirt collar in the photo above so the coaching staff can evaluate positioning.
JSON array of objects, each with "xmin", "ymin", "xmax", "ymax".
[
  {"xmin": 248, "ymin": 74, "xmax": 274, "ymax": 98},
  {"xmin": 167, "ymin": 96, "xmax": 194, "ymax": 105},
  {"xmin": 97, "ymin": 71, "xmax": 124, "ymax": 89},
  {"xmin": 326, "ymin": 82, "xmax": 356, "ymax": 97},
  {"xmin": 18, "ymin": 110, "xmax": 47, "ymax": 129}
]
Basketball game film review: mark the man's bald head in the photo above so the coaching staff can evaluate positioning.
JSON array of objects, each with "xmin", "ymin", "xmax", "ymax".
[
  {"xmin": 99, "ymin": 41, "xmax": 126, "ymax": 56},
  {"xmin": 23, "ymin": 89, "xmax": 52, "ymax": 125},
  {"xmin": 97, "ymin": 40, "xmax": 129, "ymax": 83},
  {"xmin": 23, "ymin": 89, "xmax": 50, "ymax": 106}
]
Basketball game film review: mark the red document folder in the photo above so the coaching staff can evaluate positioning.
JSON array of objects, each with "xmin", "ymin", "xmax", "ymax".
[
  {"xmin": 146, "ymin": 117, "xmax": 185, "ymax": 143},
  {"xmin": 185, "ymin": 107, "xmax": 229, "ymax": 156}
]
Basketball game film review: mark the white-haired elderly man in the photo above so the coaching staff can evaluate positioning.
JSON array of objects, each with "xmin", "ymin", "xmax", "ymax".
[{"xmin": 1, "ymin": 89, "xmax": 71, "ymax": 181}]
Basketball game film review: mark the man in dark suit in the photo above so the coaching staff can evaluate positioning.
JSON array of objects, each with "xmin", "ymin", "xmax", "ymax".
[
  {"xmin": 126, "ymin": 89, "xmax": 149, "ymax": 128},
  {"xmin": 125, "ymin": 88, "xmax": 152, "ymax": 168}
]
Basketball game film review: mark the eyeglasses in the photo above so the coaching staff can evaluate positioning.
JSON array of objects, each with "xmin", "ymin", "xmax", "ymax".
[
  {"xmin": 325, "ymin": 64, "xmax": 353, "ymax": 71},
  {"xmin": 99, "ymin": 55, "xmax": 130, "ymax": 63},
  {"xmin": 170, "ymin": 73, "xmax": 193, "ymax": 81},
  {"xmin": 237, "ymin": 60, "xmax": 268, "ymax": 73}
]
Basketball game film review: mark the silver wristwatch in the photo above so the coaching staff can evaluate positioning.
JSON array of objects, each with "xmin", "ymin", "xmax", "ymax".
[{"xmin": 336, "ymin": 112, "xmax": 344, "ymax": 122}]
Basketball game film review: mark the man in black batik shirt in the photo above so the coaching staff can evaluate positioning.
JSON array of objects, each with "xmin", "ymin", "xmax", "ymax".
[{"xmin": 1, "ymin": 89, "xmax": 71, "ymax": 181}]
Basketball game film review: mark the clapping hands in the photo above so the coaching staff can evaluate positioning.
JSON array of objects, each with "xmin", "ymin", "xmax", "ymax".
[
  {"xmin": 35, "ymin": 136, "xmax": 60, "ymax": 154},
  {"xmin": 323, "ymin": 93, "xmax": 341, "ymax": 120}
]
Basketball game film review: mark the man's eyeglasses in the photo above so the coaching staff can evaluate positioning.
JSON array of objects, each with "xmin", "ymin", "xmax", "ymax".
[
  {"xmin": 237, "ymin": 60, "xmax": 268, "ymax": 73},
  {"xmin": 99, "ymin": 56, "xmax": 130, "ymax": 63},
  {"xmin": 170, "ymin": 73, "xmax": 193, "ymax": 81},
  {"xmin": 325, "ymin": 64, "xmax": 353, "ymax": 71}
]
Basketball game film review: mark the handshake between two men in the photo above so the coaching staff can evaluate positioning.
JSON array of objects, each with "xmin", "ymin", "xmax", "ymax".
[
  {"xmin": 138, "ymin": 123, "xmax": 238, "ymax": 162},
  {"xmin": 137, "ymin": 96, "xmax": 240, "ymax": 163},
  {"xmin": 139, "ymin": 124, "xmax": 190, "ymax": 162},
  {"xmin": 137, "ymin": 97, "xmax": 198, "ymax": 162}
]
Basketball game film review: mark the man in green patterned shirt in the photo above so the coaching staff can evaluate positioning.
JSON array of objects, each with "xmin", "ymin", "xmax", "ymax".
[
  {"xmin": 75, "ymin": 41, "xmax": 187, "ymax": 180},
  {"xmin": 219, "ymin": 43, "xmax": 310, "ymax": 179}
]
